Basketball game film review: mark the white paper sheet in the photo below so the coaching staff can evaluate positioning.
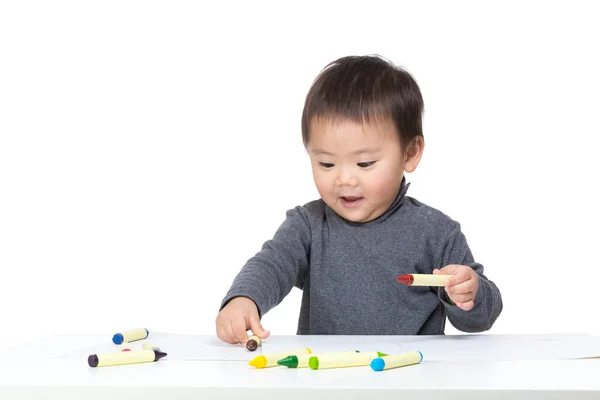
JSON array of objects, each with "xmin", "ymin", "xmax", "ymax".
[
  {"xmin": 260, "ymin": 333, "xmax": 600, "ymax": 362},
  {"xmin": 399, "ymin": 333, "xmax": 600, "ymax": 361},
  {"xmin": 9, "ymin": 332, "xmax": 600, "ymax": 363},
  {"xmin": 261, "ymin": 335, "xmax": 404, "ymax": 355}
]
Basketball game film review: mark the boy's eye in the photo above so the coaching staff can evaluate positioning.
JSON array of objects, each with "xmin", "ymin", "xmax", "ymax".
[
  {"xmin": 357, "ymin": 161, "xmax": 376, "ymax": 168},
  {"xmin": 319, "ymin": 162, "xmax": 334, "ymax": 168}
]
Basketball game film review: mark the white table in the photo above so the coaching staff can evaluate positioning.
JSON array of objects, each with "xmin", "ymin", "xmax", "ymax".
[{"xmin": 1, "ymin": 333, "xmax": 599, "ymax": 399}]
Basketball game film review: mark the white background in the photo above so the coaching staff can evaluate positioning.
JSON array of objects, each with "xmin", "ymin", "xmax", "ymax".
[{"xmin": 1, "ymin": 1, "xmax": 599, "ymax": 350}]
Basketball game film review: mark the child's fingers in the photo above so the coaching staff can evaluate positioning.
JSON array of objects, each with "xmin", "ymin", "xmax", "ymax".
[
  {"xmin": 216, "ymin": 323, "xmax": 230, "ymax": 344},
  {"xmin": 445, "ymin": 271, "xmax": 469, "ymax": 286},
  {"xmin": 436, "ymin": 265, "xmax": 459, "ymax": 276},
  {"xmin": 221, "ymin": 323, "xmax": 237, "ymax": 344},
  {"xmin": 447, "ymin": 266, "xmax": 479, "ymax": 288},
  {"xmin": 456, "ymin": 300, "xmax": 474, "ymax": 311},
  {"xmin": 249, "ymin": 315, "xmax": 270, "ymax": 339},
  {"xmin": 447, "ymin": 292, "xmax": 474, "ymax": 304},
  {"xmin": 221, "ymin": 316, "xmax": 248, "ymax": 345},
  {"xmin": 222, "ymin": 323, "xmax": 243, "ymax": 345},
  {"xmin": 231, "ymin": 316, "xmax": 250, "ymax": 345},
  {"xmin": 446, "ymin": 279, "xmax": 475, "ymax": 294}
]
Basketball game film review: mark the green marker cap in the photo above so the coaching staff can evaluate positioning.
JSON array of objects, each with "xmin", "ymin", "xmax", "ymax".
[{"xmin": 277, "ymin": 356, "xmax": 299, "ymax": 368}]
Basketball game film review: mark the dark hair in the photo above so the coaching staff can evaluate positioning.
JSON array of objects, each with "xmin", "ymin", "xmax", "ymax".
[{"xmin": 301, "ymin": 55, "xmax": 424, "ymax": 149}]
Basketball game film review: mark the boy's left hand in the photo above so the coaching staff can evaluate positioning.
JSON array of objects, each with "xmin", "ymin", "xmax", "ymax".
[{"xmin": 433, "ymin": 265, "xmax": 479, "ymax": 311}]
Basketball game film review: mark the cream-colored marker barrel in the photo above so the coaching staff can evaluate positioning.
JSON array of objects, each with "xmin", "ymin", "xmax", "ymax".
[
  {"xmin": 412, "ymin": 274, "xmax": 451, "ymax": 286},
  {"xmin": 292, "ymin": 353, "xmax": 314, "ymax": 368},
  {"xmin": 371, "ymin": 351, "xmax": 422, "ymax": 371},
  {"xmin": 112, "ymin": 328, "xmax": 149, "ymax": 344},
  {"xmin": 89, "ymin": 349, "xmax": 156, "ymax": 367},
  {"xmin": 309, "ymin": 351, "xmax": 384, "ymax": 369}
]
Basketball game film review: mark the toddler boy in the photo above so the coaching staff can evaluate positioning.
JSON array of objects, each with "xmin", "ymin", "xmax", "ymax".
[{"xmin": 216, "ymin": 55, "xmax": 502, "ymax": 345}]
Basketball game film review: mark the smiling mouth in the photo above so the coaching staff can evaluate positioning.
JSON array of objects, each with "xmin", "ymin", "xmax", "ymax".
[
  {"xmin": 340, "ymin": 196, "xmax": 364, "ymax": 208},
  {"xmin": 341, "ymin": 196, "xmax": 362, "ymax": 202}
]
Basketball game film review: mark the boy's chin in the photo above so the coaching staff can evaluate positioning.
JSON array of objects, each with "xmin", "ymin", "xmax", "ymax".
[{"xmin": 333, "ymin": 207, "xmax": 379, "ymax": 223}]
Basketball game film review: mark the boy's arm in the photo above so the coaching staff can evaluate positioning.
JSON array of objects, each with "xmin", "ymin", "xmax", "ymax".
[
  {"xmin": 436, "ymin": 222, "xmax": 503, "ymax": 332},
  {"xmin": 219, "ymin": 206, "xmax": 311, "ymax": 318}
]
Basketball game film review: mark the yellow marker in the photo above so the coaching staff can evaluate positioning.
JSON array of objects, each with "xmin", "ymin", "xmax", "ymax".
[
  {"xmin": 309, "ymin": 351, "xmax": 387, "ymax": 370},
  {"xmin": 88, "ymin": 349, "xmax": 167, "ymax": 367},
  {"xmin": 119, "ymin": 342, "xmax": 131, "ymax": 352},
  {"xmin": 248, "ymin": 348, "xmax": 312, "ymax": 368},
  {"xmin": 397, "ymin": 273, "xmax": 452, "ymax": 287},
  {"xmin": 112, "ymin": 328, "xmax": 149, "ymax": 344},
  {"xmin": 370, "ymin": 351, "xmax": 423, "ymax": 371},
  {"xmin": 246, "ymin": 335, "xmax": 262, "ymax": 351}
]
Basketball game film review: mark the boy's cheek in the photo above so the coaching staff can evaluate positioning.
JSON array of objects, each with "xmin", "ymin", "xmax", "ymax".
[{"xmin": 312, "ymin": 174, "xmax": 330, "ymax": 194}]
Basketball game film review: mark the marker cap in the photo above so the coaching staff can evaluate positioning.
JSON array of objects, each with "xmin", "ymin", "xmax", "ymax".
[
  {"xmin": 370, "ymin": 358, "xmax": 385, "ymax": 371},
  {"xmin": 248, "ymin": 355, "xmax": 267, "ymax": 368},
  {"xmin": 88, "ymin": 354, "xmax": 99, "ymax": 368},
  {"xmin": 277, "ymin": 355, "xmax": 299, "ymax": 368},
  {"xmin": 112, "ymin": 334, "xmax": 124, "ymax": 345}
]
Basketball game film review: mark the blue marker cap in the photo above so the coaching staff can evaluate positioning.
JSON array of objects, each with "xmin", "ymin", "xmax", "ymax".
[
  {"xmin": 370, "ymin": 357, "xmax": 386, "ymax": 371},
  {"xmin": 418, "ymin": 351, "xmax": 423, "ymax": 362},
  {"xmin": 112, "ymin": 333, "xmax": 124, "ymax": 345}
]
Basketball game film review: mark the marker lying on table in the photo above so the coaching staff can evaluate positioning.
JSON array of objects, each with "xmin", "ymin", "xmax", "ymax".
[
  {"xmin": 396, "ymin": 273, "xmax": 452, "ymax": 287},
  {"xmin": 88, "ymin": 349, "xmax": 167, "ymax": 367},
  {"xmin": 112, "ymin": 328, "xmax": 149, "ymax": 345},
  {"xmin": 309, "ymin": 351, "xmax": 387, "ymax": 370},
  {"xmin": 249, "ymin": 348, "xmax": 312, "ymax": 369},
  {"xmin": 246, "ymin": 335, "xmax": 262, "ymax": 351},
  {"xmin": 278, "ymin": 351, "xmax": 358, "ymax": 368},
  {"xmin": 277, "ymin": 353, "xmax": 313, "ymax": 368},
  {"xmin": 370, "ymin": 351, "xmax": 422, "ymax": 371}
]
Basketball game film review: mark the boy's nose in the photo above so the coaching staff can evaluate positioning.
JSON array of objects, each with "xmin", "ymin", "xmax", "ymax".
[{"xmin": 336, "ymin": 169, "xmax": 358, "ymax": 187}]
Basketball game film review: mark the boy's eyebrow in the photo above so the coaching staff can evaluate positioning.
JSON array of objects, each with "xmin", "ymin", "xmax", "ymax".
[{"xmin": 311, "ymin": 148, "xmax": 382, "ymax": 156}]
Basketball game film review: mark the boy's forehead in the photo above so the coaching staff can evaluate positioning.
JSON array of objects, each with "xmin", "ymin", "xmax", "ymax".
[{"xmin": 309, "ymin": 117, "xmax": 398, "ymax": 145}]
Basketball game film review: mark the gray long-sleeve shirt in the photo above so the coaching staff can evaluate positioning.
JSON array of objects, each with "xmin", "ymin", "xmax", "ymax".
[{"xmin": 221, "ymin": 181, "xmax": 503, "ymax": 335}]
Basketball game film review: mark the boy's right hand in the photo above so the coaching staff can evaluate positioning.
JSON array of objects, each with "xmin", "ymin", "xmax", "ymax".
[{"xmin": 215, "ymin": 297, "xmax": 270, "ymax": 345}]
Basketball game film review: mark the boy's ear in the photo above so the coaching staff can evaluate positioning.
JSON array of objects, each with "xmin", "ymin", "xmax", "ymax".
[{"xmin": 404, "ymin": 136, "xmax": 424, "ymax": 173}]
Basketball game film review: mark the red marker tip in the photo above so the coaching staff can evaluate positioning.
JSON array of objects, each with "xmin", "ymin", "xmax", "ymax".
[{"xmin": 396, "ymin": 274, "xmax": 414, "ymax": 286}]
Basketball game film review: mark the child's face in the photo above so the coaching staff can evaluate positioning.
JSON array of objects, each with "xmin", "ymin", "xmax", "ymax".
[{"xmin": 308, "ymin": 118, "xmax": 410, "ymax": 223}]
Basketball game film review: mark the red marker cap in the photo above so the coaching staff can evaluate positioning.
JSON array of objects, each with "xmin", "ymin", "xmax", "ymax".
[{"xmin": 396, "ymin": 274, "xmax": 414, "ymax": 286}]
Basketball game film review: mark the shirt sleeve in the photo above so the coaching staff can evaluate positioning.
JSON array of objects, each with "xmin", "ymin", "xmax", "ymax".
[
  {"xmin": 436, "ymin": 222, "xmax": 503, "ymax": 332},
  {"xmin": 219, "ymin": 206, "xmax": 311, "ymax": 317}
]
